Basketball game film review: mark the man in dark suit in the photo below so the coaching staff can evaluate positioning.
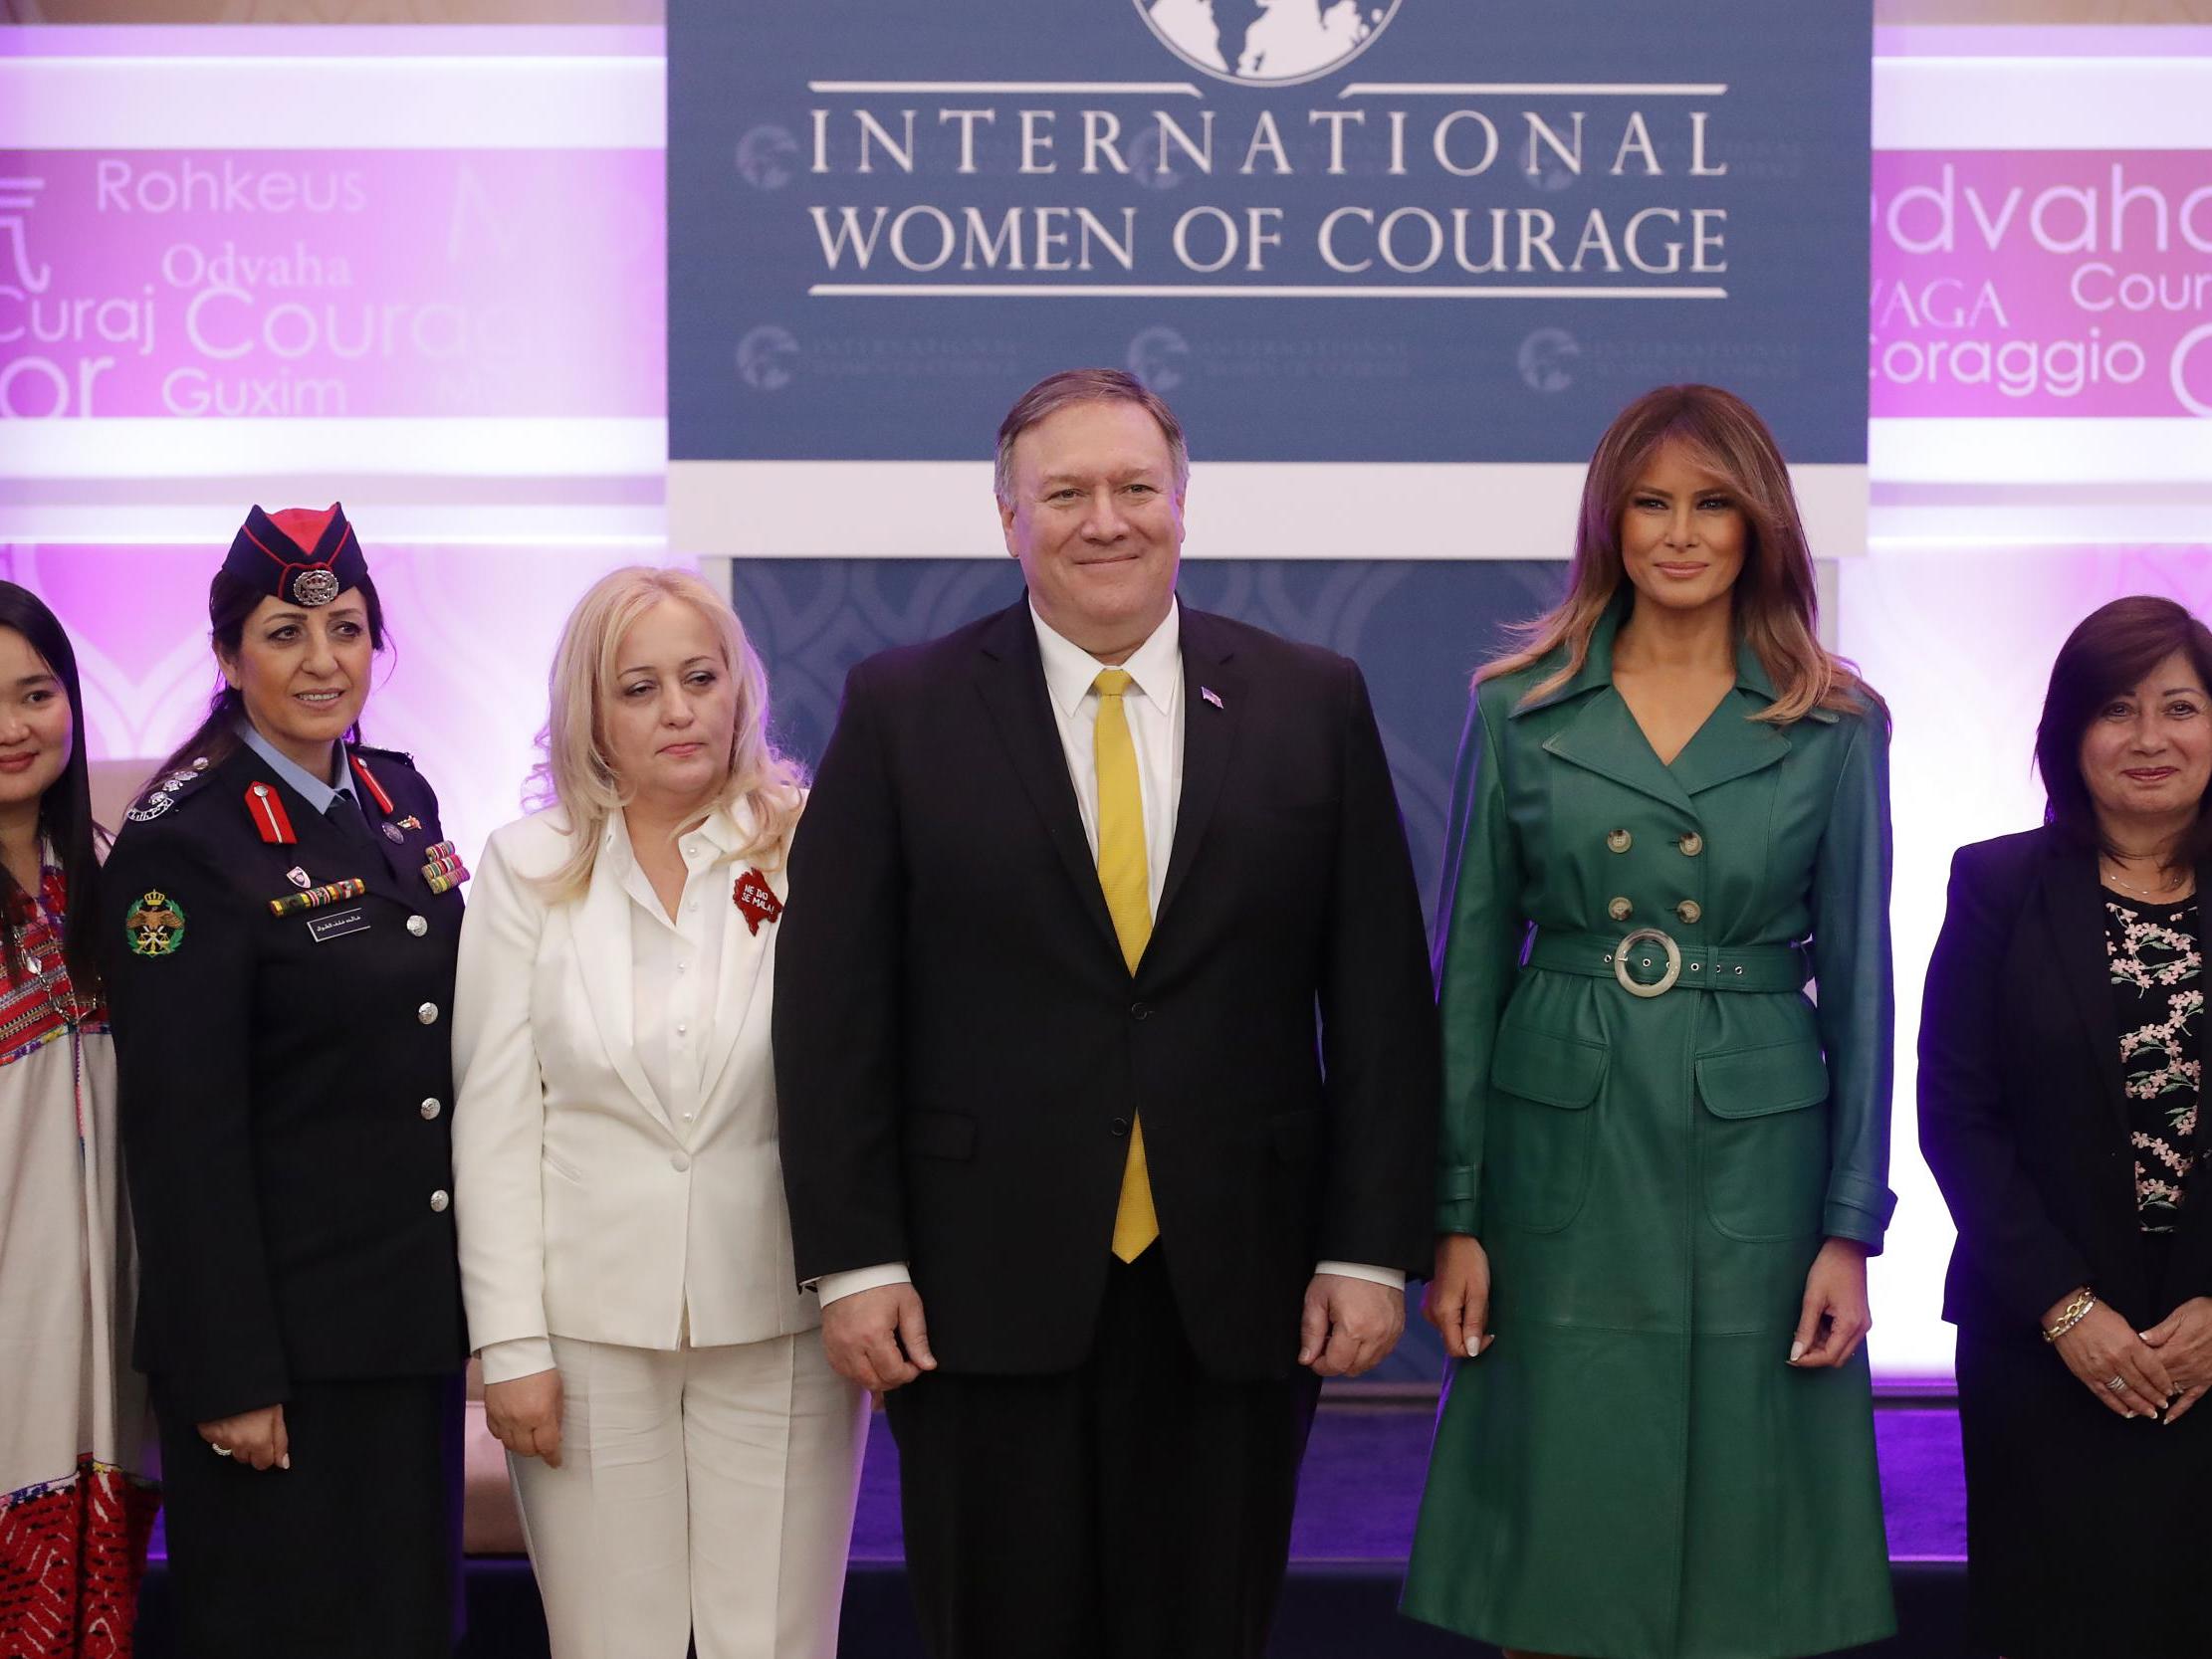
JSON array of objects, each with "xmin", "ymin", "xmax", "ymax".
[{"xmin": 774, "ymin": 368, "xmax": 1437, "ymax": 1659}]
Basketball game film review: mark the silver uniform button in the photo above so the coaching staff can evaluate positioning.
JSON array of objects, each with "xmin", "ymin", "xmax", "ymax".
[
  {"xmin": 420, "ymin": 1098, "xmax": 442, "ymax": 1121},
  {"xmin": 406, "ymin": 915, "xmax": 428, "ymax": 937},
  {"xmin": 417, "ymin": 1002, "xmax": 439, "ymax": 1025},
  {"xmin": 671, "ymin": 1151, "xmax": 692, "ymax": 1172},
  {"xmin": 429, "ymin": 1189, "xmax": 450, "ymax": 1212}
]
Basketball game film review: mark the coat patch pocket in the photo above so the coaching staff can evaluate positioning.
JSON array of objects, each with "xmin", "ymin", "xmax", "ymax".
[
  {"xmin": 1695, "ymin": 1040, "xmax": 1831, "ymax": 1241},
  {"xmin": 905, "ymin": 1110, "xmax": 977, "ymax": 1160},
  {"xmin": 1487, "ymin": 1024, "xmax": 1605, "ymax": 1233}
]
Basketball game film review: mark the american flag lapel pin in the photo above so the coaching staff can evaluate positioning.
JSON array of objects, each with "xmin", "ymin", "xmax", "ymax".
[{"xmin": 1200, "ymin": 685, "xmax": 1224, "ymax": 710}]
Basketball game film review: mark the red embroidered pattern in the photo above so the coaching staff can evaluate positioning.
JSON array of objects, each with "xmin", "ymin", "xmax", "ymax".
[
  {"xmin": 0, "ymin": 1459, "xmax": 158, "ymax": 1657},
  {"xmin": 1, "ymin": 872, "xmax": 105, "ymax": 1067}
]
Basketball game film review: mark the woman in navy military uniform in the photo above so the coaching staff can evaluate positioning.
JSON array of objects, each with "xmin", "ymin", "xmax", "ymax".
[{"xmin": 104, "ymin": 505, "xmax": 469, "ymax": 1659}]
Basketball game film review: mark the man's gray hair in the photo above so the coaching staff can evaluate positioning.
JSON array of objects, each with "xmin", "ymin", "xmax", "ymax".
[{"xmin": 993, "ymin": 368, "xmax": 1191, "ymax": 505}]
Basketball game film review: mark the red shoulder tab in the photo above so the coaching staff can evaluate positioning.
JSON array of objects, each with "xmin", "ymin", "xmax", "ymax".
[
  {"xmin": 348, "ymin": 753, "xmax": 396, "ymax": 816},
  {"xmin": 244, "ymin": 781, "xmax": 297, "ymax": 845}
]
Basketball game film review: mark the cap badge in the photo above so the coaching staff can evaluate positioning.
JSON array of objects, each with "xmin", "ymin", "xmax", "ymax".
[{"xmin": 290, "ymin": 567, "xmax": 341, "ymax": 607}]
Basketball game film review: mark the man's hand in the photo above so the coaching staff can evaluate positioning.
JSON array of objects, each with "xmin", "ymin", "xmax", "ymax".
[
  {"xmin": 1298, "ymin": 1273, "xmax": 1405, "ymax": 1378},
  {"xmin": 485, "ymin": 1369, "xmax": 565, "ymax": 1468},
  {"xmin": 822, "ymin": 1283, "xmax": 938, "ymax": 1394}
]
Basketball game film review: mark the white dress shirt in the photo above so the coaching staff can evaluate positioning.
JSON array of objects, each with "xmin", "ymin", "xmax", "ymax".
[
  {"xmin": 817, "ymin": 601, "xmax": 1403, "ymax": 1306},
  {"xmin": 480, "ymin": 809, "xmax": 747, "ymax": 1383}
]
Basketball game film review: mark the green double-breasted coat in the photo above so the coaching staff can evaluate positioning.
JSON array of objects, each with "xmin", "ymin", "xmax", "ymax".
[{"xmin": 1402, "ymin": 608, "xmax": 1897, "ymax": 1659}]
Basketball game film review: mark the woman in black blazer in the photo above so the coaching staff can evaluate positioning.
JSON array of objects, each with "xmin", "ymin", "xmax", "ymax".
[{"xmin": 1920, "ymin": 594, "xmax": 2212, "ymax": 1659}]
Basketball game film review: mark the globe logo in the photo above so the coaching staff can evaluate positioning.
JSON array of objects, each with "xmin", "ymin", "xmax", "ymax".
[
  {"xmin": 1517, "ymin": 327, "xmax": 1581, "ymax": 394},
  {"xmin": 1136, "ymin": 0, "xmax": 1403, "ymax": 90},
  {"xmin": 737, "ymin": 125, "xmax": 801, "ymax": 190},
  {"xmin": 737, "ymin": 325, "xmax": 800, "ymax": 392},
  {"xmin": 1128, "ymin": 325, "xmax": 1192, "ymax": 393}
]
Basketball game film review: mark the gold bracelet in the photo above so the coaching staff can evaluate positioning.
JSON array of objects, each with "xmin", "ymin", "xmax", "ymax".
[{"xmin": 2043, "ymin": 1288, "xmax": 2097, "ymax": 1343}]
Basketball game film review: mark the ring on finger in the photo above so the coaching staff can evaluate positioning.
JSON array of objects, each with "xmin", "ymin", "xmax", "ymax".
[
  {"xmin": 211, "ymin": 1444, "xmax": 234, "ymax": 1457},
  {"xmin": 2107, "ymin": 1375, "xmax": 2129, "ymax": 1391}
]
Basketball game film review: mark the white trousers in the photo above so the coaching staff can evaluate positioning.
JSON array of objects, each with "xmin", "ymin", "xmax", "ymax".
[{"xmin": 511, "ymin": 1330, "xmax": 867, "ymax": 1659}]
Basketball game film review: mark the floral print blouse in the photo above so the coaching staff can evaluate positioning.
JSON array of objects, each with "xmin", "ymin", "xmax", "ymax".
[{"xmin": 2105, "ymin": 893, "xmax": 2204, "ymax": 1232}]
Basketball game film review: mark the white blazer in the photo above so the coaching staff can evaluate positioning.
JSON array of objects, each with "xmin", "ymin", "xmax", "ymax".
[{"xmin": 451, "ymin": 805, "xmax": 817, "ymax": 1361}]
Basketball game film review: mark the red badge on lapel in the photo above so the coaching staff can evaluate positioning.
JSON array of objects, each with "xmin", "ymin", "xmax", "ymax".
[{"xmin": 734, "ymin": 868, "xmax": 782, "ymax": 935}]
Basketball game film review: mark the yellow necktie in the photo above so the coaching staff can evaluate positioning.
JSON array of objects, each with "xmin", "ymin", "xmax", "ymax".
[{"xmin": 1093, "ymin": 669, "xmax": 1159, "ymax": 1262}]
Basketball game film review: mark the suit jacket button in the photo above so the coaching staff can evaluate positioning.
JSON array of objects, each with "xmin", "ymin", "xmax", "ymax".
[
  {"xmin": 1606, "ymin": 829, "xmax": 1632, "ymax": 854},
  {"xmin": 1675, "ymin": 900, "xmax": 1703, "ymax": 925},
  {"xmin": 429, "ymin": 1189, "xmax": 450, "ymax": 1213},
  {"xmin": 1607, "ymin": 897, "xmax": 1633, "ymax": 923},
  {"xmin": 1678, "ymin": 832, "xmax": 1704, "ymax": 857},
  {"xmin": 1130, "ymin": 1001, "xmax": 1152, "ymax": 1020},
  {"xmin": 406, "ymin": 915, "xmax": 428, "ymax": 937},
  {"xmin": 671, "ymin": 1151, "xmax": 692, "ymax": 1172},
  {"xmin": 417, "ymin": 1002, "xmax": 439, "ymax": 1025},
  {"xmin": 419, "ymin": 1098, "xmax": 441, "ymax": 1121},
  {"xmin": 1110, "ymin": 1118, "xmax": 1130, "ymax": 1137}
]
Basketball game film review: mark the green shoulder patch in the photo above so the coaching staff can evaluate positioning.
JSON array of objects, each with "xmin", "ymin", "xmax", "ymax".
[{"xmin": 124, "ymin": 890, "xmax": 187, "ymax": 957}]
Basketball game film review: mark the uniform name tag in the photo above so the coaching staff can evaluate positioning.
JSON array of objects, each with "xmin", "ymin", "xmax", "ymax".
[{"xmin": 307, "ymin": 907, "xmax": 370, "ymax": 943}]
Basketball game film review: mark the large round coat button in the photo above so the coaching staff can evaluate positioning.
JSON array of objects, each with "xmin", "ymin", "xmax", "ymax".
[
  {"xmin": 406, "ymin": 915, "xmax": 428, "ymax": 937},
  {"xmin": 417, "ymin": 1002, "xmax": 439, "ymax": 1025},
  {"xmin": 429, "ymin": 1189, "xmax": 450, "ymax": 1213},
  {"xmin": 1109, "ymin": 1117, "xmax": 1130, "ymax": 1137},
  {"xmin": 671, "ymin": 1151, "xmax": 692, "ymax": 1172},
  {"xmin": 1607, "ymin": 897, "xmax": 1634, "ymax": 923},
  {"xmin": 1606, "ymin": 829, "xmax": 1632, "ymax": 854},
  {"xmin": 1675, "ymin": 900, "xmax": 1703, "ymax": 925},
  {"xmin": 1678, "ymin": 832, "xmax": 1704, "ymax": 857},
  {"xmin": 420, "ymin": 1098, "xmax": 442, "ymax": 1121}
]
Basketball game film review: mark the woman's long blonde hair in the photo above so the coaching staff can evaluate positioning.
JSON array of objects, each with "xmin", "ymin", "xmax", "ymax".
[
  {"xmin": 529, "ymin": 566, "xmax": 805, "ymax": 899},
  {"xmin": 1480, "ymin": 383, "xmax": 1869, "ymax": 725}
]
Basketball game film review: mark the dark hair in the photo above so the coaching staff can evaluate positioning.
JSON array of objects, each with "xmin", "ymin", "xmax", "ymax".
[
  {"xmin": 994, "ymin": 367, "xmax": 1190, "ymax": 504},
  {"xmin": 0, "ymin": 581, "xmax": 107, "ymax": 998},
  {"xmin": 143, "ymin": 567, "xmax": 388, "ymax": 792},
  {"xmin": 2035, "ymin": 595, "xmax": 2212, "ymax": 865}
]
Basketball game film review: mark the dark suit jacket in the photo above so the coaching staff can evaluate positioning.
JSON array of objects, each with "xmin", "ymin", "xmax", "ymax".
[
  {"xmin": 1918, "ymin": 825, "xmax": 2212, "ymax": 1345},
  {"xmin": 774, "ymin": 599, "xmax": 1438, "ymax": 1382},
  {"xmin": 105, "ymin": 741, "xmax": 469, "ymax": 1424}
]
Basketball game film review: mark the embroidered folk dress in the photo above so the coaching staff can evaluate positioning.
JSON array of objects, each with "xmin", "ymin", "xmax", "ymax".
[{"xmin": 0, "ymin": 866, "xmax": 157, "ymax": 1657}]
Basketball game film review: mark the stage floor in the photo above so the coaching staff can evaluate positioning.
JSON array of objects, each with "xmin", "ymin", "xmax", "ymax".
[
  {"xmin": 848, "ymin": 1394, "xmax": 1970, "ymax": 1564},
  {"xmin": 139, "ymin": 1399, "xmax": 1977, "ymax": 1658}
]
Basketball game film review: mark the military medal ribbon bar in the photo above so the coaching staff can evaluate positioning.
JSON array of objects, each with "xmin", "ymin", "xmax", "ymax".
[{"xmin": 269, "ymin": 878, "xmax": 368, "ymax": 919}]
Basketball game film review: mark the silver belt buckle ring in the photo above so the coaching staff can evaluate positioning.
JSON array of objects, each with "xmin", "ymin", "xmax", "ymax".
[{"xmin": 1613, "ymin": 927, "xmax": 1682, "ymax": 998}]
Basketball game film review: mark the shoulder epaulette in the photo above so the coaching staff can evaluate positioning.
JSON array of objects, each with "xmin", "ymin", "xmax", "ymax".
[
  {"xmin": 350, "ymin": 742, "xmax": 417, "ymax": 768},
  {"xmin": 122, "ymin": 754, "xmax": 220, "ymax": 825}
]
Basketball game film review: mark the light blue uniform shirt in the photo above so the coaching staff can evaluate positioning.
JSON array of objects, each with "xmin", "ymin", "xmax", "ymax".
[{"xmin": 237, "ymin": 721, "xmax": 365, "ymax": 818}]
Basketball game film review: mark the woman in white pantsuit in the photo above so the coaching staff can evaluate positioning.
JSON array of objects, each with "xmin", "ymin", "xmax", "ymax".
[{"xmin": 452, "ymin": 566, "xmax": 865, "ymax": 1659}]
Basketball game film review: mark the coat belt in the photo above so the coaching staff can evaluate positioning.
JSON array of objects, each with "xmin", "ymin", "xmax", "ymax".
[{"xmin": 1526, "ymin": 928, "xmax": 1811, "ymax": 995}]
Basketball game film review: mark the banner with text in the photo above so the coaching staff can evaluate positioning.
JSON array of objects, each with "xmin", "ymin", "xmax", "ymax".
[
  {"xmin": 669, "ymin": 0, "xmax": 1872, "ymax": 557},
  {"xmin": 1872, "ymin": 150, "xmax": 2212, "ymax": 420},
  {"xmin": 0, "ymin": 149, "xmax": 663, "ymax": 423}
]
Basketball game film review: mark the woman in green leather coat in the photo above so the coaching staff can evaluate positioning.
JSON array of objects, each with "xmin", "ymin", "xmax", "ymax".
[{"xmin": 1402, "ymin": 385, "xmax": 1896, "ymax": 1659}]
